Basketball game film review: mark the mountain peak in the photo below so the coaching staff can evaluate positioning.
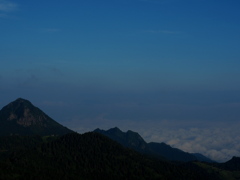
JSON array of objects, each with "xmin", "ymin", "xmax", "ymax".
[
  {"xmin": 108, "ymin": 127, "xmax": 122, "ymax": 132},
  {"xmin": 227, "ymin": 156, "xmax": 240, "ymax": 163},
  {"xmin": 0, "ymin": 98, "xmax": 73, "ymax": 136},
  {"xmin": 1, "ymin": 98, "xmax": 46, "ymax": 127},
  {"xmin": 10, "ymin": 97, "xmax": 32, "ymax": 105},
  {"xmin": 3, "ymin": 98, "xmax": 32, "ymax": 108},
  {"xmin": 15, "ymin": 97, "xmax": 29, "ymax": 102},
  {"xmin": 94, "ymin": 127, "xmax": 147, "ymax": 153}
]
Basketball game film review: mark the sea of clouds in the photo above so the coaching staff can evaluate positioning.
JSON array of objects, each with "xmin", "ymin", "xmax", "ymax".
[{"xmin": 136, "ymin": 120, "xmax": 240, "ymax": 162}]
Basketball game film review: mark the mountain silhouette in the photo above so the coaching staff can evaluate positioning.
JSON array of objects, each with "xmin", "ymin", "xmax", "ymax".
[
  {"xmin": 94, "ymin": 127, "xmax": 213, "ymax": 162},
  {"xmin": 0, "ymin": 99, "xmax": 239, "ymax": 179},
  {"xmin": 95, "ymin": 127, "xmax": 148, "ymax": 153},
  {"xmin": 0, "ymin": 98, "xmax": 73, "ymax": 136}
]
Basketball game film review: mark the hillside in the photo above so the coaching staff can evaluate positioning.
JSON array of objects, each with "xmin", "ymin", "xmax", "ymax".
[{"xmin": 0, "ymin": 132, "xmax": 224, "ymax": 180}]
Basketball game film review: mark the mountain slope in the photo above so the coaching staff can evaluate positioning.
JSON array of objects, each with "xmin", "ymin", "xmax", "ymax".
[
  {"xmin": 147, "ymin": 142, "xmax": 197, "ymax": 162},
  {"xmin": 192, "ymin": 153, "xmax": 215, "ymax": 163},
  {"xmin": 0, "ymin": 98, "xmax": 73, "ymax": 136},
  {"xmin": 0, "ymin": 132, "xmax": 222, "ymax": 180},
  {"xmin": 94, "ymin": 127, "xmax": 213, "ymax": 162}
]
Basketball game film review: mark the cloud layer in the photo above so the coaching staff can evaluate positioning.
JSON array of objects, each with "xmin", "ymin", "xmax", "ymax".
[{"xmin": 135, "ymin": 121, "xmax": 240, "ymax": 162}]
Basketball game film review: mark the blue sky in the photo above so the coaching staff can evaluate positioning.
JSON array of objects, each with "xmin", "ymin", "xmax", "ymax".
[{"xmin": 1, "ymin": 0, "xmax": 240, "ymax": 161}]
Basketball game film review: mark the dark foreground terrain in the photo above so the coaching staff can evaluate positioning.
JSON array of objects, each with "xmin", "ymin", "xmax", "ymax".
[{"xmin": 1, "ymin": 133, "xmax": 240, "ymax": 180}]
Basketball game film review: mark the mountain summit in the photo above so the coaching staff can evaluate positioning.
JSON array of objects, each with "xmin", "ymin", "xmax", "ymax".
[{"xmin": 0, "ymin": 98, "xmax": 73, "ymax": 136}]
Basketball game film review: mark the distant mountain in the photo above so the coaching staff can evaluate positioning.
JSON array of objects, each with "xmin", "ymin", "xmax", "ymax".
[
  {"xmin": 95, "ymin": 127, "xmax": 148, "ymax": 153},
  {"xmin": 0, "ymin": 98, "xmax": 73, "ymax": 136},
  {"xmin": 94, "ymin": 127, "xmax": 213, "ymax": 162}
]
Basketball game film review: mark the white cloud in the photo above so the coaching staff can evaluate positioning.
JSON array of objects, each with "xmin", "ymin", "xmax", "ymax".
[
  {"xmin": 0, "ymin": 0, "xmax": 17, "ymax": 12},
  {"xmin": 135, "ymin": 121, "xmax": 240, "ymax": 162},
  {"xmin": 0, "ymin": 0, "xmax": 17, "ymax": 18}
]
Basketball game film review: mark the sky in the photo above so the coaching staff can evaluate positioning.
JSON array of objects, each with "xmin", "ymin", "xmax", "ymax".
[{"xmin": 1, "ymin": 0, "xmax": 240, "ymax": 162}]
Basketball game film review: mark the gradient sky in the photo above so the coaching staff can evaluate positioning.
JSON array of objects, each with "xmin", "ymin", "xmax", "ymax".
[{"xmin": 1, "ymin": 0, "xmax": 240, "ymax": 162}]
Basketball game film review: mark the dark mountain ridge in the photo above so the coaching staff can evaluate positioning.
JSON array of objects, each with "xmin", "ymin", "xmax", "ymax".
[
  {"xmin": 94, "ymin": 127, "xmax": 214, "ymax": 163},
  {"xmin": 0, "ymin": 98, "xmax": 73, "ymax": 136},
  {"xmin": 95, "ymin": 127, "xmax": 148, "ymax": 153}
]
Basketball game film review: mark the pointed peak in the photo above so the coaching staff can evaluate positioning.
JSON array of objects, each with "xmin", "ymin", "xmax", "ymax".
[
  {"xmin": 9, "ymin": 98, "xmax": 32, "ymax": 105},
  {"xmin": 15, "ymin": 97, "xmax": 27, "ymax": 101},
  {"xmin": 108, "ymin": 127, "xmax": 122, "ymax": 133},
  {"xmin": 112, "ymin": 127, "xmax": 121, "ymax": 131},
  {"xmin": 14, "ymin": 98, "xmax": 32, "ymax": 104},
  {"xmin": 0, "ymin": 98, "xmax": 73, "ymax": 136},
  {"xmin": 93, "ymin": 128, "xmax": 103, "ymax": 133},
  {"xmin": 229, "ymin": 156, "xmax": 240, "ymax": 162},
  {"xmin": 1, "ymin": 98, "xmax": 33, "ymax": 110}
]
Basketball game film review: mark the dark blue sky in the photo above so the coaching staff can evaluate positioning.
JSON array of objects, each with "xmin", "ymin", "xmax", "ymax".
[{"xmin": 1, "ymin": 0, "xmax": 240, "ymax": 161}]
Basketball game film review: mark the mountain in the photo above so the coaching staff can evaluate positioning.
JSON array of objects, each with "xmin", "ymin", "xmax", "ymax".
[
  {"xmin": 0, "ymin": 99, "xmax": 239, "ymax": 179},
  {"xmin": 216, "ymin": 156, "xmax": 240, "ymax": 171},
  {"xmin": 94, "ymin": 127, "xmax": 148, "ymax": 153},
  {"xmin": 0, "ymin": 132, "xmax": 223, "ymax": 180},
  {"xmin": 0, "ymin": 98, "xmax": 73, "ymax": 136},
  {"xmin": 94, "ymin": 127, "xmax": 213, "ymax": 162}
]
